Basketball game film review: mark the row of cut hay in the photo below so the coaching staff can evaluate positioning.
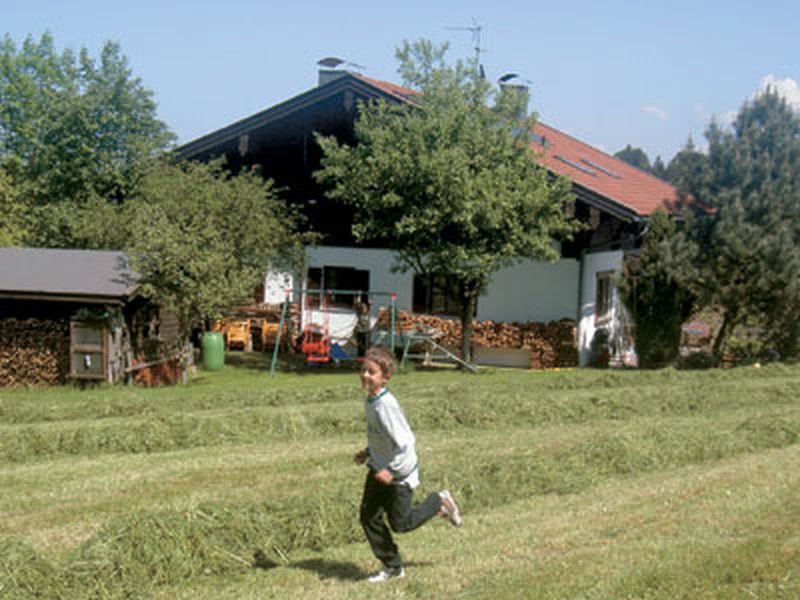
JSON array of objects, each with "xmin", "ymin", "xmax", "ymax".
[
  {"xmin": 0, "ymin": 538, "xmax": 58, "ymax": 599},
  {"xmin": 4, "ymin": 361, "xmax": 797, "ymax": 427},
  {"xmin": 1, "ymin": 492, "xmax": 362, "ymax": 599},
  {"xmin": 0, "ymin": 408, "xmax": 364, "ymax": 463},
  {"xmin": 436, "ymin": 412, "xmax": 800, "ymax": 509},
  {"xmin": 5, "ymin": 372, "xmax": 800, "ymax": 463},
  {"xmin": 2, "ymin": 411, "xmax": 798, "ymax": 598},
  {"xmin": 0, "ymin": 381, "xmax": 359, "ymax": 425}
]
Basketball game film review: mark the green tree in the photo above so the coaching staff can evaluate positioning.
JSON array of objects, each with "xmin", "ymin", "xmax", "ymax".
[
  {"xmin": 0, "ymin": 161, "xmax": 27, "ymax": 245},
  {"xmin": 122, "ymin": 160, "xmax": 308, "ymax": 339},
  {"xmin": 315, "ymin": 40, "xmax": 578, "ymax": 363},
  {"xmin": 651, "ymin": 155, "xmax": 668, "ymax": 180},
  {"xmin": 614, "ymin": 144, "xmax": 651, "ymax": 172},
  {"xmin": 669, "ymin": 90, "xmax": 800, "ymax": 360},
  {"xmin": 619, "ymin": 210, "xmax": 694, "ymax": 367},
  {"xmin": 0, "ymin": 32, "xmax": 173, "ymax": 245}
]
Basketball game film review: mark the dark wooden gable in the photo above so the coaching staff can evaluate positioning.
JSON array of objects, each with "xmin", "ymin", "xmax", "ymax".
[
  {"xmin": 177, "ymin": 72, "xmax": 653, "ymax": 254},
  {"xmin": 177, "ymin": 73, "xmax": 405, "ymax": 245}
]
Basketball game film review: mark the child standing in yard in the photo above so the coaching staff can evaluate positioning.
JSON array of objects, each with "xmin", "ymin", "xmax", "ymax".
[
  {"xmin": 353, "ymin": 346, "xmax": 462, "ymax": 583},
  {"xmin": 354, "ymin": 298, "xmax": 372, "ymax": 357}
]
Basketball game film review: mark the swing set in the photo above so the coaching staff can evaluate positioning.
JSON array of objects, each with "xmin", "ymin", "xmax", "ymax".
[{"xmin": 269, "ymin": 288, "xmax": 398, "ymax": 377}]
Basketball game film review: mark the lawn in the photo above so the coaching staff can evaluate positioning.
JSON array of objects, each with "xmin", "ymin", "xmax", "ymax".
[{"xmin": 1, "ymin": 355, "xmax": 799, "ymax": 598}]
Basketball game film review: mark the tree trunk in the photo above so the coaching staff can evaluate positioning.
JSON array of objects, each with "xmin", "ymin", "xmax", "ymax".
[
  {"xmin": 459, "ymin": 281, "xmax": 480, "ymax": 366},
  {"xmin": 712, "ymin": 309, "xmax": 734, "ymax": 361}
]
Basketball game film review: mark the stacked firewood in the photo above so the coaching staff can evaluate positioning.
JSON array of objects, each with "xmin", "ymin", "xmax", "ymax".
[
  {"xmin": 377, "ymin": 310, "xmax": 577, "ymax": 369},
  {"xmin": 0, "ymin": 319, "xmax": 71, "ymax": 386}
]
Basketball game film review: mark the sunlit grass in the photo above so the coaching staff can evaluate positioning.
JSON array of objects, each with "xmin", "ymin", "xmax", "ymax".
[{"xmin": 1, "ymin": 358, "xmax": 798, "ymax": 598}]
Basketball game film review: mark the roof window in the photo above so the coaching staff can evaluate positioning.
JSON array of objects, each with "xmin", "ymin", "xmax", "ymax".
[
  {"xmin": 555, "ymin": 155, "xmax": 596, "ymax": 176},
  {"xmin": 580, "ymin": 158, "xmax": 621, "ymax": 179},
  {"xmin": 531, "ymin": 132, "xmax": 549, "ymax": 146}
]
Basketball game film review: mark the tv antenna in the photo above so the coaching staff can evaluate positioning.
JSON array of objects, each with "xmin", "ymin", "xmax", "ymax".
[{"xmin": 446, "ymin": 20, "xmax": 485, "ymax": 70}]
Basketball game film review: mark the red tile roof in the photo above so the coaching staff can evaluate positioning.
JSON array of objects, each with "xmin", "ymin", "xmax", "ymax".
[
  {"xmin": 531, "ymin": 122, "xmax": 681, "ymax": 217},
  {"xmin": 355, "ymin": 74, "xmax": 421, "ymax": 103},
  {"xmin": 357, "ymin": 74, "xmax": 681, "ymax": 218}
]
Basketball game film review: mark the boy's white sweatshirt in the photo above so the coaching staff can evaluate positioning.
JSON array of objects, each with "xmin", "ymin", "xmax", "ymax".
[{"xmin": 364, "ymin": 388, "xmax": 420, "ymax": 488}]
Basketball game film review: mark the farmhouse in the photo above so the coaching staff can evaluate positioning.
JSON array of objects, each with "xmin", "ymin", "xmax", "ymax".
[
  {"xmin": 177, "ymin": 69, "xmax": 683, "ymax": 367},
  {"xmin": 0, "ymin": 247, "xmax": 180, "ymax": 385}
]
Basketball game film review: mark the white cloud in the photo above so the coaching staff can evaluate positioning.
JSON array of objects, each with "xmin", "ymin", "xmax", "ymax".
[
  {"xmin": 757, "ymin": 74, "xmax": 800, "ymax": 111},
  {"xmin": 641, "ymin": 105, "xmax": 670, "ymax": 121},
  {"xmin": 721, "ymin": 110, "xmax": 738, "ymax": 126}
]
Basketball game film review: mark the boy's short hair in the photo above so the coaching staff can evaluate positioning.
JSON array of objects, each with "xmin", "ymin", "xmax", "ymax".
[{"xmin": 364, "ymin": 346, "xmax": 396, "ymax": 378}]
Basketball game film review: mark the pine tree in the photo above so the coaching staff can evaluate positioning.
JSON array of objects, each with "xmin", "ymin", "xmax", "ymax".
[
  {"xmin": 670, "ymin": 90, "xmax": 800, "ymax": 360},
  {"xmin": 619, "ymin": 210, "xmax": 694, "ymax": 367}
]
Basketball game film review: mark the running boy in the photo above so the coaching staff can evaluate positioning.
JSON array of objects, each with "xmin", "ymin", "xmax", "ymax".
[{"xmin": 353, "ymin": 345, "xmax": 461, "ymax": 583}]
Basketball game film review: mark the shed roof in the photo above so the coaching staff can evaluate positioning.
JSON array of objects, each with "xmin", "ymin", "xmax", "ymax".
[{"xmin": 0, "ymin": 248, "xmax": 139, "ymax": 302}]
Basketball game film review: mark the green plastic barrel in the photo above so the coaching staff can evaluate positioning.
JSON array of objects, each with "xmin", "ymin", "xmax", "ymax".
[{"xmin": 201, "ymin": 331, "xmax": 225, "ymax": 371}]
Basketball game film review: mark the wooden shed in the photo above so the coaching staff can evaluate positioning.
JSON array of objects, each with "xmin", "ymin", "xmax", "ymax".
[{"xmin": 0, "ymin": 247, "xmax": 180, "ymax": 386}]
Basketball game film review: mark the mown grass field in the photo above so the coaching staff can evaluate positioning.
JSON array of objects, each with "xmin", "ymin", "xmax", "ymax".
[{"xmin": 1, "ymin": 355, "xmax": 799, "ymax": 599}]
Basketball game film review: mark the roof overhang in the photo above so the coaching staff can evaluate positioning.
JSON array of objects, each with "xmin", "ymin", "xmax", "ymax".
[
  {"xmin": 0, "ymin": 291, "xmax": 133, "ymax": 305},
  {"xmin": 570, "ymin": 182, "xmax": 645, "ymax": 223}
]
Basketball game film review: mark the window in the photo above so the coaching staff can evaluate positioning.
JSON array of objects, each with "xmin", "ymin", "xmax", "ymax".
[
  {"xmin": 413, "ymin": 273, "xmax": 474, "ymax": 316},
  {"xmin": 306, "ymin": 266, "xmax": 370, "ymax": 307},
  {"xmin": 595, "ymin": 271, "xmax": 614, "ymax": 324},
  {"xmin": 70, "ymin": 321, "xmax": 107, "ymax": 380}
]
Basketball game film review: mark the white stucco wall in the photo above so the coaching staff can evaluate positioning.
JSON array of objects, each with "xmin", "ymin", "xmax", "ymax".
[
  {"xmin": 267, "ymin": 245, "xmax": 588, "ymax": 358},
  {"xmin": 306, "ymin": 245, "xmax": 579, "ymax": 324},
  {"xmin": 577, "ymin": 250, "xmax": 624, "ymax": 366},
  {"xmin": 478, "ymin": 259, "xmax": 579, "ymax": 322},
  {"xmin": 305, "ymin": 246, "xmax": 413, "ymax": 309}
]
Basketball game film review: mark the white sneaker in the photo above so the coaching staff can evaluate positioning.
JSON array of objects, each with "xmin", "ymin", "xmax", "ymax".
[
  {"xmin": 367, "ymin": 566, "xmax": 405, "ymax": 583},
  {"xmin": 439, "ymin": 490, "xmax": 463, "ymax": 527}
]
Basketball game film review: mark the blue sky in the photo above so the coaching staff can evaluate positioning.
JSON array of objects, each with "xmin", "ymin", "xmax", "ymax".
[{"xmin": 4, "ymin": 0, "xmax": 799, "ymax": 161}]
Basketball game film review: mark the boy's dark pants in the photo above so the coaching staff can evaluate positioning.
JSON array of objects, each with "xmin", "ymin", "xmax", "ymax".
[
  {"xmin": 356, "ymin": 331, "xmax": 370, "ymax": 357},
  {"xmin": 360, "ymin": 470, "xmax": 442, "ymax": 569}
]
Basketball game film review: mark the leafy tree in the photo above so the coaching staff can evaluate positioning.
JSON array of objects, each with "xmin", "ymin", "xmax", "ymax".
[
  {"xmin": 0, "ymin": 32, "xmax": 173, "ymax": 245},
  {"xmin": 619, "ymin": 210, "xmax": 694, "ymax": 367},
  {"xmin": 122, "ymin": 160, "xmax": 308, "ymax": 339},
  {"xmin": 669, "ymin": 90, "xmax": 800, "ymax": 360},
  {"xmin": 0, "ymin": 161, "xmax": 27, "ymax": 245},
  {"xmin": 22, "ymin": 193, "xmax": 133, "ymax": 250},
  {"xmin": 614, "ymin": 145, "xmax": 651, "ymax": 172},
  {"xmin": 315, "ymin": 40, "xmax": 578, "ymax": 363}
]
